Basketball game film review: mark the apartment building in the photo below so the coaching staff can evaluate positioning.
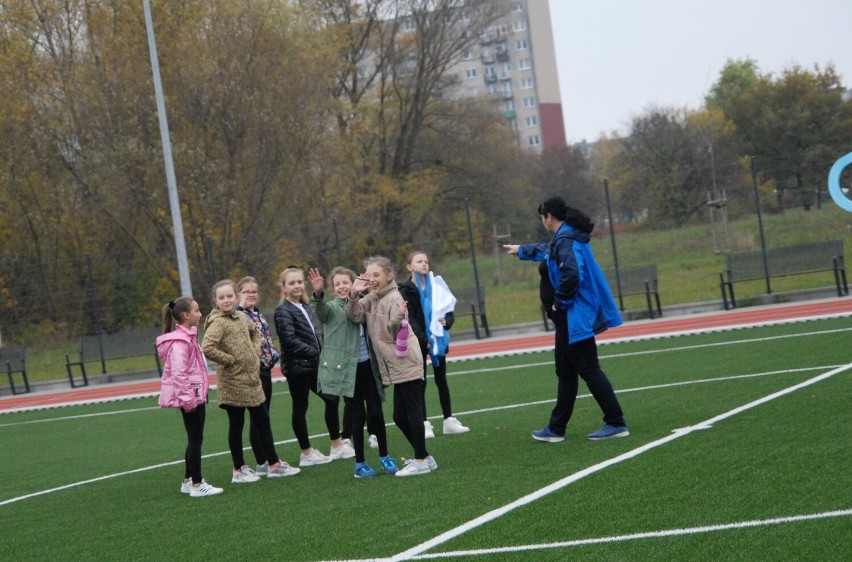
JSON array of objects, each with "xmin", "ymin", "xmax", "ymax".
[{"xmin": 450, "ymin": 0, "xmax": 566, "ymax": 152}]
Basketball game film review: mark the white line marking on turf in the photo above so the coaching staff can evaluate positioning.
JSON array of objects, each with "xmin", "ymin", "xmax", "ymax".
[
  {"xmin": 382, "ymin": 363, "xmax": 852, "ymax": 562},
  {"xmin": 0, "ymin": 364, "xmax": 843, "ymax": 507},
  {"xmin": 408, "ymin": 509, "xmax": 852, "ymax": 559},
  {"xmin": 3, "ymin": 322, "xmax": 846, "ymax": 416}
]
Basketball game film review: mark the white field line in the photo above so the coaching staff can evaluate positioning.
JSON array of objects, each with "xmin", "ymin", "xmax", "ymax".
[
  {"xmin": 409, "ymin": 509, "xmax": 852, "ymax": 559},
  {"xmin": 376, "ymin": 363, "xmax": 852, "ymax": 562},
  {"xmin": 3, "ymin": 322, "xmax": 848, "ymax": 418},
  {"xmin": 446, "ymin": 316, "xmax": 852, "ymax": 363},
  {"xmin": 0, "ymin": 364, "xmax": 842, "ymax": 508}
]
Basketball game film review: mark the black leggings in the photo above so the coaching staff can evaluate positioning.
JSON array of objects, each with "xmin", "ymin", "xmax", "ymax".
[
  {"xmin": 181, "ymin": 404, "xmax": 206, "ymax": 484},
  {"xmin": 394, "ymin": 379, "xmax": 428, "ymax": 459},
  {"xmin": 223, "ymin": 404, "xmax": 280, "ymax": 470},
  {"xmin": 286, "ymin": 371, "xmax": 341, "ymax": 450},
  {"xmin": 421, "ymin": 353, "xmax": 453, "ymax": 420},
  {"xmin": 345, "ymin": 360, "xmax": 388, "ymax": 462},
  {"xmin": 249, "ymin": 374, "xmax": 273, "ymax": 465}
]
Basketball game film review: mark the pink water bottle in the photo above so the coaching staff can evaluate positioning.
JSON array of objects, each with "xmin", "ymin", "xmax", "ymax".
[{"xmin": 395, "ymin": 316, "xmax": 409, "ymax": 357}]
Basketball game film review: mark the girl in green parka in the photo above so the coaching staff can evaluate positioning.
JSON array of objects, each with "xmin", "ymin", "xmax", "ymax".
[{"xmin": 308, "ymin": 267, "xmax": 398, "ymax": 478}]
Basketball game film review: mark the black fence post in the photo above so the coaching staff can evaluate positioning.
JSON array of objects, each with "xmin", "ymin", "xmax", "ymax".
[
  {"xmin": 464, "ymin": 198, "xmax": 490, "ymax": 337},
  {"xmin": 603, "ymin": 179, "xmax": 624, "ymax": 310},
  {"xmin": 750, "ymin": 157, "xmax": 772, "ymax": 294}
]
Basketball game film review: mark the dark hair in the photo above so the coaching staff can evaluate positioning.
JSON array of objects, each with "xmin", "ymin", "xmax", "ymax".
[
  {"xmin": 162, "ymin": 296, "xmax": 195, "ymax": 334},
  {"xmin": 537, "ymin": 196, "xmax": 568, "ymax": 221},
  {"xmin": 564, "ymin": 206, "xmax": 594, "ymax": 234},
  {"xmin": 537, "ymin": 196, "xmax": 594, "ymax": 234}
]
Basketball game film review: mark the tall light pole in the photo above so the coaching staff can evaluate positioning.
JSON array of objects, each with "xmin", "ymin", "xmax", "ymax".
[{"xmin": 143, "ymin": 0, "xmax": 192, "ymax": 295}]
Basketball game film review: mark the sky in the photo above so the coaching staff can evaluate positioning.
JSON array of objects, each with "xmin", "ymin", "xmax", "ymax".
[{"xmin": 547, "ymin": 0, "xmax": 852, "ymax": 143}]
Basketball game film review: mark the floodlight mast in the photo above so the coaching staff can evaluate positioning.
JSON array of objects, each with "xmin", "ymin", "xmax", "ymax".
[{"xmin": 143, "ymin": 0, "xmax": 192, "ymax": 296}]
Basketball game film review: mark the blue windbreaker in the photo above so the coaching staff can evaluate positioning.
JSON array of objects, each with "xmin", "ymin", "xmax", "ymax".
[{"xmin": 518, "ymin": 223, "xmax": 622, "ymax": 343}]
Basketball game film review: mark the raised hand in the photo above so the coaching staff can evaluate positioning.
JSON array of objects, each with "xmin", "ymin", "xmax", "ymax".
[{"xmin": 307, "ymin": 268, "xmax": 325, "ymax": 295}]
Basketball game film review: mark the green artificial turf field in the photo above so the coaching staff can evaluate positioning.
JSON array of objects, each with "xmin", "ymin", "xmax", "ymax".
[{"xmin": 1, "ymin": 318, "xmax": 850, "ymax": 561}]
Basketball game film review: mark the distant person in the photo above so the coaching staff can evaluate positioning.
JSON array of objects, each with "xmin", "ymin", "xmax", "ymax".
[
  {"xmin": 236, "ymin": 276, "xmax": 282, "ymax": 476},
  {"xmin": 346, "ymin": 256, "xmax": 436, "ymax": 476},
  {"xmin": 202, "ymin": 279, "xmax": 301, "ymax": 483},
  {"xmin": 156, "ymin": 296, "xmax": 223, "ymax": 497},
  {"xmin": 274, "ymin": 267, "xmax": 352, "ymax": 467},
  {"xmin": 308, "ymin": 266, "xmax": 398, "ymax": 478},
  {"xmin": 505, "ymin": 197, "xmax": 629, "ymax": 442},
  {"xmin": 398, "ymin": 251, "xmax": 469, "ymax": 438}
]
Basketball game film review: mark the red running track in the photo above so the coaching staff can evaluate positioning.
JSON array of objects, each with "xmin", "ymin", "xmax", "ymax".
[{"xmin": 3, "ymin": 298, "xmax": 851, "ymax": 413}]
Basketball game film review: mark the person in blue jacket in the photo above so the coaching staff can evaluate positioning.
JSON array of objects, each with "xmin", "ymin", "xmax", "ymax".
[{"xmin": 505, "ymin": 196, "xmax": 629, "ymax": 442}]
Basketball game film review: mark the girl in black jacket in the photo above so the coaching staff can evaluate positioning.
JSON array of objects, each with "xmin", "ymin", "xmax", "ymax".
[{"xmin": 274, "ymin": 267, "xmax": 353, "ymax": 467}]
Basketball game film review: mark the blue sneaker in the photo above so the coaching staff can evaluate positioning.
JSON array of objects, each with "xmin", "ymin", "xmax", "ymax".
[
  {"xmin": 532, "ymin": 426, "xmax": 565, "ymax": 443},
  {"xmin": 380, "ymin": 455, "xmax": 398, "ymax": 475},
  {"xmin": 586, "ymin": 424, "xmax": 630, "ymax": 440},
  {"xmin": 354, "ymin": 462, "xmax": 378, "ymax": 479}
]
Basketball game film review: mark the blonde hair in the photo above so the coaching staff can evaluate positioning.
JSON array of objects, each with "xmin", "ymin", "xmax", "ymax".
[
  {"xmin": 363, "ymin": 256, "xmax": 394, "ymax": 275},
  {"xmin": 279, "ymin": 267, "xmax": 309, "ymax": 304}
]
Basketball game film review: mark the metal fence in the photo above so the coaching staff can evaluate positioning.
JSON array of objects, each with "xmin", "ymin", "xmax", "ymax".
[{"xmin": 1, "ymin": 198, "xmax": 850, "ymax": 347}]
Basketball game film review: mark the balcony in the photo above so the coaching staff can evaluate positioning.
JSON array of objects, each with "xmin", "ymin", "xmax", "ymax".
[
  {"xmin": 483, "ymin": 73, "xmax": 497, "ymax": 84},
  {"xmin": 495, "ymin": 48, "xmax": 509, "ymax": 62},
  {"xmin": 505, "ymin": 110, "xmax": 516, "ymax": 118}
]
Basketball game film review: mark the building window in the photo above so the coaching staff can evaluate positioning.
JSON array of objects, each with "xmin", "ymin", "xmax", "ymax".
[
  {"xmin": 525, "ymin": 116, "xmax": 539, "ymax": 127},
  {"xmin": 523, "ymin": 96, "xmax": 536, "ymax": 108},
  {"xmin": 465, "ymin": 68, "xmax": 477, "ymax": 79},
  {"xmin": 460, "ymin": 11, "xmax": 470, "ymax": 22},
  {"xmin": 516, "ymin": 39, "xmax": 529, "ymax": 51},
  {"xmin": 528, "ymin": 135, "xmax": 541, "ymax": 146},
  {"xmin": 501, "ymin": 62, "xmax": 512, "ymax": 74},
  {"xmin": 463, "ymin": 49, "xmax": 474, "ymax": 60},
  {"xmin": 513, "ymin": 19, "xmax": 527, "ymax": 32},
  {"xmin": 521, "ymin": 77, "xmax": 534, "ymax": 89},
  {"xmin": 508, "ymin": 118, "xmax": 518, "ymax": 131},
  {"xmin": 403, "ymin": 19, "xmax": 416, "ymax": 31},
  {"xmin": 468, "ymin": 87, "xmax": 480, "ymax": 96},
  {"xmin": 518, "ymin": 58, "xmax": 532, "ymax": 70},
  {"xmin": 505, "ymin": 99, "xmax": 516, "ymax": 112},
  {"xmin": 486, "ymin": 83, "xmax": 498, "ymax": 94},
  {"xmin": 512, "ymin": 3, "xmax": 524, "ymax": 12}
]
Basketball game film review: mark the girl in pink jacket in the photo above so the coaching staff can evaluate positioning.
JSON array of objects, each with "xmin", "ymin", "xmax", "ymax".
[{"xmin": 156, "ymin": 297, "xmax": 223, "ymax": 497}]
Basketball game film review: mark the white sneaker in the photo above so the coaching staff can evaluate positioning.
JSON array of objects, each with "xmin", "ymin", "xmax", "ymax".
[
  {"xmin": 255, "ymin": 461, "xmax": 268, "ymax": 476},
  {"xmin": 424, "ymin": 420, "xmax": 435, "ymax": 439},
  {"xmin": 368, "ymin": 434, "xmax": 379, "ymax": 449},
  {"xmin": 181, "ymin": 478, "xmax": 205, "ymax": 493},
  {"xmin": 329, "ymin": 440, "xmax": 356, "ymax": 460},
  {"xmin": 231, "ymin": 465, "xmax": 261, "ymax": 484},
  {"xmin": 267, "ymin": 461, "xmax": 301, "ymax": 478},
  {"xmin": 442, "ymin": 416, "xmax": 470, "ymax": 435},
  {"xmin": 395, "ymin": 458, "xmax": 431, "ymax": 477},
  {"xmin": 426, "ymin": 456, "xmax": 438, "ymax": 471},
  {"xmin": 189, "ymin": 482, "xmax": 224, "ymax": 497},
  {"xmin": 299, "ymin": 448, "xmax": 333, "ymax": 467}
]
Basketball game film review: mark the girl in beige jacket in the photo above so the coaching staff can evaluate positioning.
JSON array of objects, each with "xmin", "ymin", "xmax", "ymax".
[
  {"xmin": 202, "ymin": 279, "xmax": 300, "ymax": 483},
  {"xmin": 346, "ymin": 257, "xmax": 436, "ymax": 477}
]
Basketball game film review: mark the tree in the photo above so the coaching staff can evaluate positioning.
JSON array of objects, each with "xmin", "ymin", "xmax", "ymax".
[{"xmin": 708, "ymin": 59, "xmax": 852, "ymax": 209}]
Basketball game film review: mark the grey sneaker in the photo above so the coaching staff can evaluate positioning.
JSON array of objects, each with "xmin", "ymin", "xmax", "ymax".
[
  {"xmin": 231, "ymin": 466, "xmax": 260, "ymax": 484},
  {"xmin": 395, "ymin": 458, "xmax": 431, "ymax": 477},
  {"xmin": 255, "ymin": 462, "xmax": 268, "ymax": 476},
  {"xmin": 586, "ymin": 424, "xmax": 630, "ymax": 440},
  {"xmin": 267, "ymin": 461, "xmax": 300, "ymax": 478}
]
